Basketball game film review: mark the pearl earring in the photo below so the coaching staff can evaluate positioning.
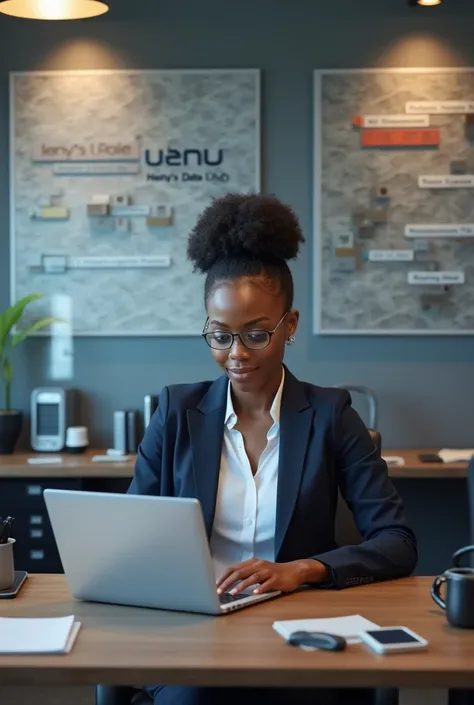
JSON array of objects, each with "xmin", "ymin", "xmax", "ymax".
[{"xmin": 285, "ymin": 335, "xmax": 296, "ymax": 346}]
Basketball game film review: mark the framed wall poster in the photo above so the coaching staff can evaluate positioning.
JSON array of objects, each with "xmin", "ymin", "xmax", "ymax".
[
  {"xmin": 10, "ymin": 69, "xmax": 260, "ymax": 336},
  {"xmin": 314, "ymin": 67, "xmax": 474, "ymax": 335}
]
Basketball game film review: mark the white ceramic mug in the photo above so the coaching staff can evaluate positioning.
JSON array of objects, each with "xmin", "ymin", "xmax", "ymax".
[
  {"xmin": 66, "ymin": 426, "xmax": 89, "ymax": 453},
  {"xmin": 0, "ymin": 538, "xmax": 15, "ymax": 590}
]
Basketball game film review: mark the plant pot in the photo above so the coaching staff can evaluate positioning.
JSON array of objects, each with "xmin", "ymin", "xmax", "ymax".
[{"xmin": 0, "ymin": 411, "xmax": 23, "ymax": 455}]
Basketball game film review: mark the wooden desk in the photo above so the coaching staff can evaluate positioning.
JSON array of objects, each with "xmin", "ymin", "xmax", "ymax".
[
  {"xmin": 385, "ymin": 449, "xmax": 469, "ymax": 479},
  {"xmin": 0, "ymin": 451, "xmax": 134, "ymax": 479},
  {"xmin": 0, "ymin": 574, "xmax": 473, "ymax": 700},
  {"xmin": 0, "ymin": 449, "xmax": 469, "ymax": 479}
]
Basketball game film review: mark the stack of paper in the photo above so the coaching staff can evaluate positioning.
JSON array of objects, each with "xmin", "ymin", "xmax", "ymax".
[
  {"xmin": 273, "ymin": 614, "xmax": 380, "ymax": 646},
  {"xmin": 0, "ymin": 615, "xmax": 81, "ymax": 654},
  {"xmin": 438, "ymin": 449, "xmax": 474, "ymax": 463},
  {"xmin": 382, "ymin": 456, "xmax": 405, "ymax": 466}
]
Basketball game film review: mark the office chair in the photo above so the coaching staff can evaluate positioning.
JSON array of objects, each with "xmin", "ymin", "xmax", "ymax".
[
  {"xmin": 331, "ymin": 387, "xmax": 380, "ymax": 545},
  {"xmin": 333, "ymin": 386, "xmax": 378, "ymax": 430},
  {"xmin": 95, "ymin": 429, "xmax": 397, "ymax": 705},
  {"xmin": 335, "ymin": 429, "xmax": 381, "ymax": 547}
]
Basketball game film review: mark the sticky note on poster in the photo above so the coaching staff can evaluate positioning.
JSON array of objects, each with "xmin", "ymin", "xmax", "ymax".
[
  {"xmin": 406, "ymin": 101, "xmax": 474, "ymax": 114},
  {"xmin": 353, "ymin": 114, "xmax": 430, "ymax": 128},
  {"xmin": 361, "ymin": 129, "xmax": 440, "ymax": 148},
  {"xmin": 418, "ymin": 175, "xmax": 474, "ymax": 189},
  {"xmin": 408, "ymin": 271, "xmax": 465, "ymax": 285},
  {"xmin": 368, "ymin": 250, "xmax": 414, "ymax": 262}
]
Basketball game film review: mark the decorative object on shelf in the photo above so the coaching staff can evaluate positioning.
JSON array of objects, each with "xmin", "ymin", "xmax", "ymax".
[
  {"xmin": 144, "ymin": 395, "xmax": 158, "ymax": 428},
  {"xmin": 0, "ymin": 0, "xmax": 109, "ymax": 20},
  {"xmin": 30, "ymin": 387, "xmax": 77, "ymax": 452},
  {"xmin": 0, "ymin": 294, "xmax": 60, "ymax": 455},
  {"xmin": 113, "ymin": 411, "xmax": 128, "ymax": 454},
  {"xmin": 65, "ymin": 426, "xmax": 89, "ymax": 454},
  {"xmin": 126, "ymin": 411, "xmax": 138, "ymax": 453}
]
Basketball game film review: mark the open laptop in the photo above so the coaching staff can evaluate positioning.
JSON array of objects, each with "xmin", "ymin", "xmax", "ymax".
[{"xmin": 43, "ymin": 489, "xmax": 281, "ymax": 615}]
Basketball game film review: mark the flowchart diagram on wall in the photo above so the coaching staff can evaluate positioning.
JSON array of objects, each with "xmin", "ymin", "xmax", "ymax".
[
  {"xmin": 314, "ymin": 68, "xmax": 474, "ymax": 335},
  {"xmin": 10, "ymin": 69, "xmax": 260, "ymax": 335}
]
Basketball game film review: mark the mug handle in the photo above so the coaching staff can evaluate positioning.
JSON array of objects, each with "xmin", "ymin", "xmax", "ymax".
[
  {"xmin": 452, "ymin": 545, "xmax": 474, "ymax": 567},
  {"xmin": 431, "ymin": 575, "xmax": 447, "ymax": 610}
]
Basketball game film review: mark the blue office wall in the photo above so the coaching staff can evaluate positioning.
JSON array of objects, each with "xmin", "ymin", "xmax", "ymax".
[{"xmin": 0, "ymin": 0, "xmax": 473, "ymax": 449}]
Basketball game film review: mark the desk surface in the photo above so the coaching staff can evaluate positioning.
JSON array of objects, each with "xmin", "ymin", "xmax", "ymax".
[
  {"xmin": 0, "ymin": 574, "xmax": 473, "ymax": 689},
  {"xmin": 0, "ymin": 449, "xmax": 468, "ymax": 479}
]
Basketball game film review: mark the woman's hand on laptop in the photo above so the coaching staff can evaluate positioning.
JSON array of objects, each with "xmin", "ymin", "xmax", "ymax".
[{"xmin": 216, "ymin": 558, "xmax": 330, "ymax": 596}]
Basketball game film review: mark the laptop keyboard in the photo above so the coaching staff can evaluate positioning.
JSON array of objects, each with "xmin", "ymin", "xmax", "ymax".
[{"xmin": 219, "ymin": 591, "xmax": 250, "ymax": 604}]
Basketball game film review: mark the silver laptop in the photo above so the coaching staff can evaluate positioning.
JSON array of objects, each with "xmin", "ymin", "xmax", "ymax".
[{"xmin": 43, "ymin": 489, "xmax": 280, "ymax": 615}]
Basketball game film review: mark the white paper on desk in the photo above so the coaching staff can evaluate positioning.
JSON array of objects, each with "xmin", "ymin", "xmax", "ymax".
[
  {"xmin": 273, "ymin": 614, "xmax": 380, "ymax": 646},
  {"xmin": 382, "ymin": 456, "xmax": 405, "ymax": 466},
  {"xmin": 0, "ymin": 614, "xmax": 81, "ymax": 654},
  {"xmin": 438, "ymin": 449, "xmax": 474, "ymax": 463}
]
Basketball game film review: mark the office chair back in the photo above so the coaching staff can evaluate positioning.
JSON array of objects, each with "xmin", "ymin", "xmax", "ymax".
[
  {"xmin": 333, "ymin": 385, "xmax": 378, "ymax": 430},
  {"xmin": 334, "ymin": 429, "xmax": 381, "ymax": 547}
]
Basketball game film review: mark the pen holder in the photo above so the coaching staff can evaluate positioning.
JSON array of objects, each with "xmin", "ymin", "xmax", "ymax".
[{"xmin": 0, "ymin": 538, "xmax": 15, "ymax": 590}]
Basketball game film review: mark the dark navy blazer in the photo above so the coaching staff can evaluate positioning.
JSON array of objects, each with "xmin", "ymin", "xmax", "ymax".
[{"xmin": 128, "ymin": 367, "xmax": 417, "ymax": 589}]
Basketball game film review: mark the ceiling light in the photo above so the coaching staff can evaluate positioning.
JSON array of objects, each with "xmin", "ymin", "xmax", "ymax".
[
  {"xmin": 408, "ymin": 0, "xmax": 444, "ymax": 6},
  {"xmin": 0, "ymin": 0, "xmax": 109, "ymax": 20}
]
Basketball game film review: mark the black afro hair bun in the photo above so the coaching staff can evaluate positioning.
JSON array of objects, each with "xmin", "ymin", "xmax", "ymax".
[{"xmin": 186, "ymin": 193, "xmax": 305, "ymax": 273}]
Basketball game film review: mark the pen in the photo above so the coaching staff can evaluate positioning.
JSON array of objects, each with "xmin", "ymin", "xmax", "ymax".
[{"xmin": 0, "ymin": 516, "xmax": 14, "ymax": 544}]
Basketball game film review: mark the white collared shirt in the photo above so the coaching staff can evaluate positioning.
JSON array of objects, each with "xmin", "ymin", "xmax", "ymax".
[{"xmin": 210, "ymin": 369, "xmax": 285, "ymax": 580}]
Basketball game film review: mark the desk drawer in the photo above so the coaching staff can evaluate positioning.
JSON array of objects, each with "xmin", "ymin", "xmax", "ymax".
[
  {"xmin": 12, "ymin": 528, "xmax": 63, "ymax": 573},
  {"xmin": 14, "ymin": 521, "xmax": 61, "ymax": 573},
  {"xmin": 1, "ymin": 478, "xmax": 81, "ymax": 574},
  {"xmin": 0, "ymin": 478, "xmax": 82, "ymax": 505},
  {"xmin": 13, "ymin": 543, "xmax": 63, "ymax": 573},
  {"xmin": 10, "ymin": 516, "xmax": 57, "ymax": 545}
]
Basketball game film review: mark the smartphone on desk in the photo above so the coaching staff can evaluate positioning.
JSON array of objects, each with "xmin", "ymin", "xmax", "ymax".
[
  {"xmin": 359, "ymin": 627, "xmax": 428, "ymax": 655},
  {"xmin": 418, "ymin": 453, "xmax": 442, "ymax": 463}
]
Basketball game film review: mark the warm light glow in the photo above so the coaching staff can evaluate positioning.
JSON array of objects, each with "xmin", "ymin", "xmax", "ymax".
[
  {"xmin": 0, "ymin": 0, "xmax": 108, "ymax": 19},
  {"xmin": 416, "ymin": 0, "xmax": 443, "ymax": 6},
  {"xmin": 376, "ymin": 32, "xmax": 461, "ymax": 68}
]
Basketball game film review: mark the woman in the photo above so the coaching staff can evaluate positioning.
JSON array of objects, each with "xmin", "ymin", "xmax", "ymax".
[{"xmin": 129, "ymin": 193, "xmax": 417, "ymax": 705}]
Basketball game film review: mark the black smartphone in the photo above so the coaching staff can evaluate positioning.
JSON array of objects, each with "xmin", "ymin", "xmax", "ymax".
[
  {"xmin": 418, "ymin": 453, "xmax": 442, "ymax": 463},
  {"xmin": 0, "ymin": 570, "xmax": 28, "ymax": 599}
]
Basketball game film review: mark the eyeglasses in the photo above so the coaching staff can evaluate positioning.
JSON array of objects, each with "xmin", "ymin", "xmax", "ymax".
[{"xmin": 202, "ymin": 312, "xmax": 289, "ymax": 351}]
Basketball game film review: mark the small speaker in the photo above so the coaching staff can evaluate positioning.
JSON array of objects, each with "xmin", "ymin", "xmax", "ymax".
[
  {"xmin": 143, "ymin": 395, "xmax": 158, "ymax": 428},
  {"xmin": 113, "ymin": 411, "xmax": 128, "ymax": 453},
  {"xmin": 30, "ymin": 387, "xmax": 76, "ymax": 452},
  {"xmin": 126, "ymin": 410, "xmax": 138, "ymax": 453}
]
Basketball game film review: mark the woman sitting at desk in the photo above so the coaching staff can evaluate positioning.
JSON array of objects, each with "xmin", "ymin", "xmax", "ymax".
[{"xmin": 129, "ymin": 193, "xmax": 417, "ymax": 705}]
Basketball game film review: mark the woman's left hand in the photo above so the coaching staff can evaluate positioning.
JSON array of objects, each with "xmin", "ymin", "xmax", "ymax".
[{"xmin": 216, "ymin": 558, "xmax": 329, "ymax": 596}]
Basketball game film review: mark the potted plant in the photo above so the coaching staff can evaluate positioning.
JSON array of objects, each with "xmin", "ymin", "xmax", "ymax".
[{"xmin": 0, "ymin": 293, "xmax": 58, "ymax": 455}]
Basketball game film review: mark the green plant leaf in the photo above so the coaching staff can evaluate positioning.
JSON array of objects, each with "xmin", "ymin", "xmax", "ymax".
[
  {"xmin": 2, "ymin": 357, "xmax": 12, "ymax": 384},
  {"xmin": 0, "ymin": 293, "xmax": 44, "ymax": 352},
  {"xmin": 11, "ymin": 317, "xmax": 61, "ymax": 347}
]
